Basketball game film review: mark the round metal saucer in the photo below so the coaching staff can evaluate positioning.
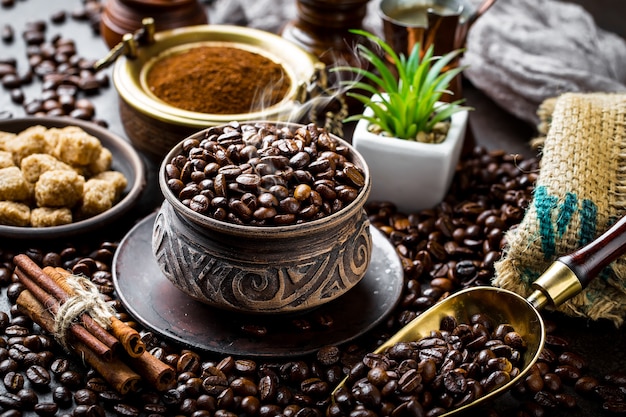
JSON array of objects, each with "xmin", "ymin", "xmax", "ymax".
[{"xmin": 112, "ymin": 211, "xmax": 403, "ymax": 358}]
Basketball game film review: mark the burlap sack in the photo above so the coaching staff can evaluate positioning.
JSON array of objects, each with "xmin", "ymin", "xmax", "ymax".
[{"xmin": 493, "ymin": 92, "xmax": 626, "ymax": 327}]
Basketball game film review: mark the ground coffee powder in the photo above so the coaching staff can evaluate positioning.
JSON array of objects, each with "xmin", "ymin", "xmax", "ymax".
[{"xmin": 147, "ymin": 45, "xmax": 291, "ymax": 115}]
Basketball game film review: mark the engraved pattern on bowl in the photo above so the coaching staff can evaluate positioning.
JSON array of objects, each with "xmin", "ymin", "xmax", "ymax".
[{"xmin": 152, "ymin": 201, "xmax": 372, "ymax": 314}]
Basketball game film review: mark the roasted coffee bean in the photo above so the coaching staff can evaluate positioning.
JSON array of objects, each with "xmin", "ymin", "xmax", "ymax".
[
  {"xmin": 9, "ymin": 88, "xmax": 23, "ymax": 104},
  {"xmin": 0, "ymin": 392, "xmax": 21, "ymax": 409},
  {"xmin": 542, "ymin": 372, "xmax": 562, "ymax": 392},
  {"xmin": 25, "ymin": 364, "xmax": 51, "ymax": 386},
  {"xmin": 4, "ymin": 320, "xmax": 30, "ymax": 336},
  {"xmin": 113, "ymin": 403, "xmax": 140, "ymax": 416},
  {"xmin": 555, "ymin": 392, "xmax": 577, "ymax": 408},
  {"xmin": 51, "ymin": 10, "xmax": 67, "ymax": 24},
  {"xmin": 525, "ymin": 370, "xmax": 544, "ymax": 393},
  {"xmin": 503, "ymin": 332, "xmax": 527, "ymax": 350},
  {"xmin": 49, "ymin": 357, "xmax": 70, "ymax": 375},
  {"xmin": 9, "ymin": 316, "xmax": 31, "ymax": 329},
  {"xmin": 95, "ymin": 390, "xmax": 123, "ymax": 408},
  {"xmin": 574, "ymin": 375, "xmax": 599, "ymax": 395},
  {"xmin": 317, "ymin": 346, "xmax": 341, "ymax": 366},
  {"xmin": 74, "ymin": 388, "xmax": 98, "ymax": 405},
  {"xmin": 544, "ymin": 335, "xmax": 568, "ymax": 349},
  {"xmin": 6, "ymin": 282, "xmax": 24, "ymax": 303},
  {"xmin": 177, "ymin": 351, "xmax": 201, "ymax": 375},
  {"xmin": 553, "ymin": 364, "xmax": 581, "ymax": 382},
  {"xmin": 3, "ymin": 371, "xmax": 24, "ymax": 392},
  {"xmin": 33, "ymin": 402, "xmax": 58, "ymax": 416},
  {"xmin": 0, "ymin": 358, "xmax": 18, "ymax": 374},
  {"xmin": 15, "ymin": 387, "xmax": 37, "ymax": 410},
  {"xmin": 58, "ymin": 369, "xmax": 82, "ymax": 389},
  {"xmin": 533, "ymin": 390, "xmax": 558, "ymax": 408},
  {"xmin": 235, "ymin": 359, "xmax": 257, "ymax": 375}
]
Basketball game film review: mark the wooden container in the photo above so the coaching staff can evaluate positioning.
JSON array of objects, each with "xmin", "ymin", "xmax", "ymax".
[
  {"xmin": 100, "ymin": 0, "xmax": 208, "ymax": 48},
  {"xmin": 281, "ymin": 0, "xmax": 370, "ymax": 68}
]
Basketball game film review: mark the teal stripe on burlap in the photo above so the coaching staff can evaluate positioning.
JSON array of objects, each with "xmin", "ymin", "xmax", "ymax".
[
  {"xmin": 578, "ymin": 199, "xmax": 598, "ymax": 247},
  {"xmin": 534, "ymin": 186, "xmax": 558, "ymax": 259},
  {"xmin": 556, "ymin": 192, "xmax": 578, "ymax": 238}
]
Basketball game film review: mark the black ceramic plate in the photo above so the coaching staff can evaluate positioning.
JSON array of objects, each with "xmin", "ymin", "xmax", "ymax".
[
  {"xmin": 112, "ymin": 212, "xmax": 404, "ymax": 358},
  {"xmin": 0, "ymin": 117, "xmax": 146, "ymax": 239}
]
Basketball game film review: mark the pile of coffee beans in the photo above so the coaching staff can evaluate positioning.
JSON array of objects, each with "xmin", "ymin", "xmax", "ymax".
[
  {"xmin": 0, "ymin": 3, "xmax": 107, "ymax": 124},
  {"xmin": 329, "ymin": 314, "xmax": 527, "ymax": 417},
  {"xmin": 1, "ymin": 147, "xmax": 625, "ymax": 417},
  {"xmin": 164, "ymin": 122, "xmax": 367, "ymax": 226}
]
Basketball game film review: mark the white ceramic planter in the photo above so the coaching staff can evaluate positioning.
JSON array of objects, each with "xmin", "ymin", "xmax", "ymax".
[{"xmin": 352, "ymin": 101, "xmax": 468, "ymax": 214}]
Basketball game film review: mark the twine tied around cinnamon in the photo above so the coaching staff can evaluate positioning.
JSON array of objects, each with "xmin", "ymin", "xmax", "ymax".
[{"xmin": 53, "ymin": 274, "xmax": 116, "ymax": 349}]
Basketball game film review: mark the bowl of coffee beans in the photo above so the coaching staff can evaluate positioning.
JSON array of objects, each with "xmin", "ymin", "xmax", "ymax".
[
  {"xmin": 152, "ymin": 121, "xmax": 371, "ymax": 314},
  {"xmin": 111, "ymin": 23, "xmax": 321, "ymax": 160}
]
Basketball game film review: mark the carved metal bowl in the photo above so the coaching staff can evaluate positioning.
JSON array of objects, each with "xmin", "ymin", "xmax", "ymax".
[{"xmin": 152, "ymin": 122, "xmax": 372, "ymax": 314}]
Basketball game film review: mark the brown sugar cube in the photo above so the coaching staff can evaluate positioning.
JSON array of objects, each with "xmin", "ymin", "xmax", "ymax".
[
  {"xmin": 0, "ymin": 151, "xmax": 14, "ymax": 168},
  {"xmin": 0, "ymin": 166, "xmax": 31, "ymax": 201},
  {"xmin": 86, "ymin": 147, "xmax": 113, "ymax": 176},
  {"xmin": 42, "ymin": 126, "xmax": 82, "ymax": 152},
  {"xmin": 76, "ymin": 147, "xmax": 113, "ymax": 178},
  {"xmin": 20, "ymin": 153, "xmax": 75, "ymax": 183},
  {"xmin": 6, "ymin": 125, "xmax": 50, "ymax": 165},
  {"xmin": 50, "ymin": 126, "xmax": 102, "ymax": 167},
  {"xmin": 77, "ymin": 179, "xmax": 116, "ymax": 218},
  {"xmin": 0, "ymin": 131, "xmax": 16, "ymax": 151},
  {"xmin": 0, "ymin": 201, "xmax": 31, "ymax": 226},
  {"xmin": 35, "ymin": 169, "xmax": 85, "ymax": 208},
  {"xmin": 30, "ymin": 207, "xmax": 73, "ymax": 227},
  {"xmin": 91, "ymin": 170, "xmax": 128, "ymax": 200}
]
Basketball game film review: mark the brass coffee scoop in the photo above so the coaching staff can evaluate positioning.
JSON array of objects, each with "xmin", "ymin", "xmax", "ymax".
[{"xmin": 333, "ymin": 213, "xmax": 626, "ymax": 415}]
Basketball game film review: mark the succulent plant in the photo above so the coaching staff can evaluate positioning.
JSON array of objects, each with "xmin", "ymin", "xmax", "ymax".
[{"xmin": 334, "ymin": 29, "xmax": 472, "ymax": 141}]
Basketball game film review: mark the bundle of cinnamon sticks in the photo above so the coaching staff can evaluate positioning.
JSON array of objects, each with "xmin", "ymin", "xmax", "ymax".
[{"xmin": 13, "ymin": 254, "xmax": 176, "ymax": 394}]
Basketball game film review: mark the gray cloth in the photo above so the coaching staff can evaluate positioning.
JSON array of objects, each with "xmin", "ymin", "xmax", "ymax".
[
  {"xmin": 208, "ymin": 0, "xmax": 383, "ymax": 35},
  {"xmin": 208, "ymin": 0, "xmax": 295, "ymax": 33},
  {"xmin": 461, "ymin": 0, "xmax": 626, "ymax": 125}
]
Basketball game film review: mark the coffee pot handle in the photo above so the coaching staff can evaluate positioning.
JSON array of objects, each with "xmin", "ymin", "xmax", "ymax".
[{"xmin": 93, "ymin": 17, "xmax": 156, "ymax": 72}]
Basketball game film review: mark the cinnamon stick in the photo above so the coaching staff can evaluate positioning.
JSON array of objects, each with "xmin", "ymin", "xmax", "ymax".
[
  {"xmin": 43, "ymin": 266, "xmax": 75, "ymax": 296},
  {"xmin": 16, "ymin": 290, "xmax": 141, "ymax": 394},
  {"xmin": 46, "ymin": 266, "xmax": 146, "ymax": 358},
  {"xmin": 14, "ymin": 254, "xmax": 120, "ymax": 353},
  {"xmin": 14, "ymin": 267, "xmax": 112, "ymax": 361},
  {"xmin": 73, "ymin": 339, "xmax": 142, "ymax": 395},
  {"xmin": 109, "ymin": 317, "xmax": 146, "ymax": 358},
  {"xmin": 127, "ymin": 350, "xmax": 176, "ymax": 391}
]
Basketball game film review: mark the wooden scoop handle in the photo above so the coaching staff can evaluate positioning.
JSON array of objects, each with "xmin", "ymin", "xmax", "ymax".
[{"xmin": 559, "ymin": 215, "xmax": 626, "ymax": 287}]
